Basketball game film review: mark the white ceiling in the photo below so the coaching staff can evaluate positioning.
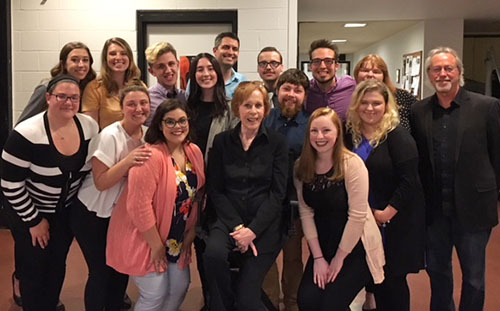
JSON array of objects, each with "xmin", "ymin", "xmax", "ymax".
[
  {"xmin": 297, "ymin": 0, "xmax": 500, "ymax": 55},
  {"xmin": 298, "ymin": 0, "xmax": 500, "ymax": 22},
  {"xmin": 299, "ymin": 20, "xmax": 419, "ymax": 55}
]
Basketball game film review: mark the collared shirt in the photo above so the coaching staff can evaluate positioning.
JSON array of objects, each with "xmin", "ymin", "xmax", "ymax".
[
  {"xmin": 146, "ymin": 83, "xmax": 186, "ymax": 126},
  {"xmin": 305, "ymin": 75, "xmax": 356, "ymax": 121},
  {"xmin": 207, "ymin": 122, "xmax": 288, "ymax": 252},
  {"xmin": 225, "ymin": 69, "xmax": 248, "ymax": 99},
  {"xmin": 264, "ymin": 107, "xmax": 310, "ymax": 202},
  {"xmin": 431, "ymin": 96, "xmax": 460, "ymax": 216}
]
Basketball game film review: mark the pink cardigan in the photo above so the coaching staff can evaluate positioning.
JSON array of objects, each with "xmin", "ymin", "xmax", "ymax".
[{"xmin": 106, "ymin": 142, "xmax": 205, "ymax": 276}]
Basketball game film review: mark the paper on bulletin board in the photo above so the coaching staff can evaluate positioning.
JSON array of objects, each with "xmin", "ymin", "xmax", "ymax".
[
  {"xmin": 411, "ymin": 77, "xmax": 420, "ymax": 96},
  {"xmin": 411, "ymin": 57, "xmax": 421, "ymax": 76}
]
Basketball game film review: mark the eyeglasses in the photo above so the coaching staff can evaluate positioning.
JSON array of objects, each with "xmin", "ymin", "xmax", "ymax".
[
  {"xmin": 310, "ymin": 58, "xmax": 336, "ymax": 67},
  {"xmin": 162, "ymin": 117, "xmax": 188, "ymax": 128},
  {"xmin": 258, "ymin": 61, "xmax": 282, "ymax": 68},
  {"xmin": 430, "ymin": 66, "xmax": 457, "ymax": 75},
  {"xmin": 50, "ymin": 94, "xmax": 80, "ymax": 103}
]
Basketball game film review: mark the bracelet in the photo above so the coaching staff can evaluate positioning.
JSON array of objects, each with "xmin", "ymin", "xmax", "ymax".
[
  {"xmin": 313, "ymin": 256, "xmax": 323, "ymax": 260},
  {"xmin": 233, "ymin": 224, "xmax": 244, "ymax": 232}
]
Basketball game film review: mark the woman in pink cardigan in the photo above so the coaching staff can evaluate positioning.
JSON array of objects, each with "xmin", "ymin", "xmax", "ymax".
[
  {"xmin": 106, "ymin": 99, "xmax": 205, "ymax": 311},
  {"xmin": 294, "ymin": 107, "xmax": 385, "ymax": 311}
]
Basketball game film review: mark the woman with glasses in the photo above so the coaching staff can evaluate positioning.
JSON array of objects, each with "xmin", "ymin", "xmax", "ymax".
[
  {"xmin": 82, "ymin": 37, "xmax": 143, "ymax": 130},
  {"xmin": 203, "ymin": 81, "xmax": 288, "ymax": 311},
  {"xmin": 186, "ymin": 52, "xmax": 238, "ymax": 310},
  {"xmin": 71, "ymin": 85, "xmax": 152, "ymax": 310},
  {"xmin": 345, "ymin": 80, "xmax": 425, "ymax": 311},
  {"xmin": 106, "ymin": 99, "xmax": 205, "ymax": 311},
  {"xmin": 1, "ymin": 75, "xmax": 99, "ymax": 311},
  {"xmin": 354, "ymin": 55, "xmax": 417, "ymax": 132}
]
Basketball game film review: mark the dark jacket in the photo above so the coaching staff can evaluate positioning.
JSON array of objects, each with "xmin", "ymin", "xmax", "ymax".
[{"xmin": 410, "ymin": 88, "xmax": 500, "ymax": 231}]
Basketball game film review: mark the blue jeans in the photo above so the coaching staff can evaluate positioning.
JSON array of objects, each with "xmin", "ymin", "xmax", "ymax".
[{"xmin": 426, "ymin": 213, "xmax": 491, "ymax": 311}]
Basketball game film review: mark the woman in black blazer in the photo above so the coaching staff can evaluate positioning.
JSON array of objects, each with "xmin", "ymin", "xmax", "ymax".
[{"xmin": 345, "ymin": 80, "xmax": 425, "ymax": 311}]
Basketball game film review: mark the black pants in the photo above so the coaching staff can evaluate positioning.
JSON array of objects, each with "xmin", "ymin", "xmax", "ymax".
[
  {"xmin": 373, "ymin": 274, "xmax": 410, "ymax": 311},
  {"xmin": 203, "ymin": 225, "xmax": 279, "ymax": 311},
  {"xmin": 6, "ymin": 206, "xmax": 73, "ymax": 311},
  {"xmin": 298, "ymin": 244, "xmax": 370, "ymax": 311},
  {"xmin": 194, "ymin": 236, "xmax": 210, "ymax": 307},
  {"xmin": 70, "ymin": 199, "xmax": 128, "ymax": 311}
]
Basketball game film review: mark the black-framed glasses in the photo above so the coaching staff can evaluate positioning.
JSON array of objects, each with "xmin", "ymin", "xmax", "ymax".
[
  {"xmin": 310, "ymin": 58, "xmax": 336, "ymax": 67},
  {"xmin": 50, "ymin": 93, "xmax": 80, "ymax": 103},
  {"xmin": 258, "ymin": 61, "xmax": 282, "ymax": 68},
  {"xmin": 162, "ymin": 117, "xmax": 188, "ymax": 128}
]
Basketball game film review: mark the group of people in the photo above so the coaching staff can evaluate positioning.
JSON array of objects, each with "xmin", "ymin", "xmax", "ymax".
[{"xmin": 0, "ymin": 30, "xmax": 498, "ymax": 311}]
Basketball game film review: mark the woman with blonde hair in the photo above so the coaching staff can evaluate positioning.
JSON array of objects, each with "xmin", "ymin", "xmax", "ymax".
[
  {"xmin": 353, "ymin": 54, "xmax": 417, "ymax": 132},
  {"xmin": 83, "ymin": 37, "xmax": 143, "ymax": 130},
  {"xmin": 295, "ymin": 107, "xmax": 384, "ymax": 311},
  {"xmin": 346, "ymin": 80, "xmax": 425, "ymax": 311}
]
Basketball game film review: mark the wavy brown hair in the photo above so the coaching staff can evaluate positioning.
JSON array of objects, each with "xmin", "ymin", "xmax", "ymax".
[
  {"xmin": 295, "ymin": 107, "xmax": 352, "ymax": 184},
  {"xmin": 99, "ymin": 37, "xmax": 142, "ymax": 96},
  {"xmin": 50, "ymin": 41, "xmax": 96, "ymax": 91}
]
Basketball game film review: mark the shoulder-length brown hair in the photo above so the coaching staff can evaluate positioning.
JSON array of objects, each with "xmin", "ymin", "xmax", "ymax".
[
  {"xmin": 353, "ymin": 54, "xmax": 397, "ymax": 94},
  {"xmin": 99, "ymin": 37, "xmax": 142, "ymax": 96},
  {"xmin": 295, "ymin": 107, "xmax": 353, "ymax": 184},
  {"xmin": 346, "ymin": 80, "xmax": 399, "ymax": 148},
  {"xmin": 50, "ymin": 41, "xmax": 96, "ymax": 92},
  {"xmin": 145, "ymin": 99, "xmax": 193, "ymax": 145}
]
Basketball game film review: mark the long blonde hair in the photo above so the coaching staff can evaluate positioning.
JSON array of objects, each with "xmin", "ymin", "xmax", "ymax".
[
  {"xmin": 295, "ymin": 107, "xmax": 353, "ymax": 184},
  {"xmin": 346, "ymin": 80, "xmax": 399, "ymax": 148},
  {"xmin": 99, "ymin": 37, "xmax": 141, "ymax": 96}
]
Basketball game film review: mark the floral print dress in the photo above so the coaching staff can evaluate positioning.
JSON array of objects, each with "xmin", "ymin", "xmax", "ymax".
[{"xmin": 166, "ymin": 157, "xmax": 198, "ymax": 263}]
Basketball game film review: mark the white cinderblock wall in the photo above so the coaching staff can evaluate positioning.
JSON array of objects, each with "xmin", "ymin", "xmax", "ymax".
[{"xmin": 11, "ymin": 0, "xmax": 297, "ymax": 122}]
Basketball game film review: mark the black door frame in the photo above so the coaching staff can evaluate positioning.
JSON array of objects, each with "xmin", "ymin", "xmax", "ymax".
[
  {"xmin": 0, "ymin": 0, "xmax": 12, "ymax": 148},
  {"xmin": 136, "ymin": 10, "xmax": 237, "ymax": 82}
]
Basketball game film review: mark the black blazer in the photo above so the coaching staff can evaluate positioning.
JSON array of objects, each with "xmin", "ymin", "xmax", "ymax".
[
  {"xmin": 346, "ymin": 126, "xmax": 425, "ymax": 276},
  {"xmin": 410, "ymin": 88, "xmax": 500, "ymax": 231}
]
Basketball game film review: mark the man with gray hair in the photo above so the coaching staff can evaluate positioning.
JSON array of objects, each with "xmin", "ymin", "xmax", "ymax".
[{"xmin": 411, "ymin": 46, "xmax": 500, "ymax": 311}]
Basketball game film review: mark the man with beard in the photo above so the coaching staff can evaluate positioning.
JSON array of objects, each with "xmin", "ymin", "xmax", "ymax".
[
  {"xmin": 213, "ymin": 32, "xmax": 247, "ymax": 99},
  {"xmin": 145, "ymin": 42, "xmax": 186, "ymax": 126},
  {"xmin": 411, "ymin": 46, "xmax": 500, "ymax": 311},
  {"xmin": 305, "ymin": 39, "xmax": 355, "ymax": 121},
  {"xmin": 263, "ymin": 69, "xmax": 310, "ymax": 311},
  {"xmin": 257, "ymin": 47, "xmax": 284, "ymax": 108}
]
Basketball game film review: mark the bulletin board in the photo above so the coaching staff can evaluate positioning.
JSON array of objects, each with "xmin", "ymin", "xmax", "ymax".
[{"xmin": 402, "ymin": 51, "xmax": 422, "ymax": 99}]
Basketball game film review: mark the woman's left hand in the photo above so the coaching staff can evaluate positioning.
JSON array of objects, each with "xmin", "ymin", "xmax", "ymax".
[
  {"xmin": 373, "ymin": 205, "xmax": 398, "ymax": 226},
  {"xmin": 178, "ymin": 246, "xmax": 192, "ymax": 270},
  {"xmin": 230, "ymin": 227, "xmax": 258, "ymax": 256},
  {"xmin": 327, "ymin": 254, "xmax": 344, "ymax": 283}
]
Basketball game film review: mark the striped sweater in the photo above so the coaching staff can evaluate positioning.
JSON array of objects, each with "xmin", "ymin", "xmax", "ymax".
[{"xmin": 1, "ymin": 112, "xmax": 98, "ymax": 227}]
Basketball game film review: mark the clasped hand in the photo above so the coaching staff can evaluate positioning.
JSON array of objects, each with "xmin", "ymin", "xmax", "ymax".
[
  {"xmin": 230, "ymin": 227, "xmax": 258, "ymax": 256},
  {"xmin": 313, "ymin": 255, "xmax": 344, "ymax": 290}
]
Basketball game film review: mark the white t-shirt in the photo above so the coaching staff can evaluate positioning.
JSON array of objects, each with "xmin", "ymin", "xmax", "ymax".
[{"xmin": 77, "ymin": 121, "xmax": 147, "ymax": 218}]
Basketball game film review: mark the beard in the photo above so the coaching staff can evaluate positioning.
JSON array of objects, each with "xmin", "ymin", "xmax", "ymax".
[{"xmin": 280, "ymin": 102, "xmax": 304, "ymax": 119}]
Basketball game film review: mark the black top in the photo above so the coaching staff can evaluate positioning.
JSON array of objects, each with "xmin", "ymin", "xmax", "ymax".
[
  {"xmin": 432, "ymin": 101, "xmax": 460, "ymax": 216},
  {"xmin": 207, "ymin": 122, "xmax": 288, "ymax": 253},
  {"xmin": 411, "ymin": 88, "xmax": 500, "ymax": 230},
  {"xmin": 394, "ymin": 88, "xmax": 417, "ymax": 132},
  {"xmin": 191, "ymin": 100, "xmax": 215, "ymax": 156},
  {"xmin": 346, "ymin": 125, "xmax": 425, "ymax": 276}
]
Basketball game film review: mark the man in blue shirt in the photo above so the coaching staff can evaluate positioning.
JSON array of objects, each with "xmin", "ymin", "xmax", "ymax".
[
  {"xmin": 212, "ymin": 32, "xmax": 247, "ymax": 99},
  {"xmin": 263, "ymin": 68, "xmax": 310, "ymax": 311}
]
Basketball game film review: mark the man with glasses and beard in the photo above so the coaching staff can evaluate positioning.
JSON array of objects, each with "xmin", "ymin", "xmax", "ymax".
[{"xmin": 305, "ymin": 39, "xmax": 355, "ymax": 121}]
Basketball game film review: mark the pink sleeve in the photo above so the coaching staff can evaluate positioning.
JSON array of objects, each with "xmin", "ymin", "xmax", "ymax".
[
  {"xmin": 338, "ymin": 154, "xmax": 369, "ymax": 253},
  {"xmin": 126, "ymin": 149, "xmax": 161, "ymax": 232}
]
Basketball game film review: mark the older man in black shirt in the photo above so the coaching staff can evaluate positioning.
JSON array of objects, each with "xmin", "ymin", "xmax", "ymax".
[{"xmin": 411, "ymin": 46, "xmax": 500, "ymax": 311}]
